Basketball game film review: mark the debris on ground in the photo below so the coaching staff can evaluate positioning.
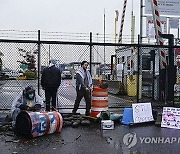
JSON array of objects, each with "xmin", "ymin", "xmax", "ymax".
[
  {"xmin": 0, "ymin": 114, "xmax": 14, "ymax": 135},
  {"xmin": 62, "ymin": 114, "xmax": 98, "ymax": 127},
  {"xmin": 75, "ymin": 135, "xmax": 81, "ymax": 140}
]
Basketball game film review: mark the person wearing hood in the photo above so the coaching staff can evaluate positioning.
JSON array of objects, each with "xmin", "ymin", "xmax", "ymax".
[
  {"xmin": 11, "ymin": 86, "xmax": 44, "ymax": 122},
  {"xmin": 72, "ymin": 61, "xmax": 93, "ymax": 116},
  {"xmin": 41, "ymin": 60, "xmax": 61, "ymax": 111}
]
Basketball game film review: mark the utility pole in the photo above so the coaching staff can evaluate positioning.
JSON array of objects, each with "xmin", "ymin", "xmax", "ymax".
[
  {"xmin": 104, "ymin": 8, "xmax": 106, "ymax": 65},
  {"xmin": 140, "ymin": 0, "xmax": 143, "ymax": 45},
  {"xmin": 131, "ymin": 0, "xmax": 135, "ymax": 44},
  {"xmin": 96, "ymin": 33, "xmax": 99, "ymax": 63},
  {"xmin": 103, "ymin": 9, "xmax": 106, "ymax": 79}
]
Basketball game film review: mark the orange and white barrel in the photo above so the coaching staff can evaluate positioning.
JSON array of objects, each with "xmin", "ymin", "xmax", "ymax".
[{"xmin": 90, "ymin": 86, "xmax": 108, "ymax": 117}]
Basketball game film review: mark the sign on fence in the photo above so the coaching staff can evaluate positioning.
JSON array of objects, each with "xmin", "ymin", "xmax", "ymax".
[
  {"xmin": 145, "ymin": 0, "xmax": 180, "ymax": 16},
  {"xmin": 161, "ymin": 107, "xmax": 180, "ymax": 129},
  {"xmin": 169, "ymin": 17, "xmax": 179, "ymax": 29},
  {"xmin": 146, "ymin": 16, "xmax": 167, "ymax": 39},
  {"xmin": 132, "ymin": 103, "xmax": 154, "ymax": 123}
]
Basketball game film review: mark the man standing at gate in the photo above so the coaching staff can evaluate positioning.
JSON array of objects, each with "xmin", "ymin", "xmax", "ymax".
[
  {"xmin": 72, "ymin": 61, "xmax": 93, "ymax": 116},
  {"xmin": 41, "ymin": 60, "xmax": 61, "ymax": 111}
]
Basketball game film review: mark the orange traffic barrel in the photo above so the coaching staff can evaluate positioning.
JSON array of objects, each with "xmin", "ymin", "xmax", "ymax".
[
  {"xmin": 15, "ymin": 111, "xmax": 63, "ymax": 138},
  {"xmin": 90, "ymin": 86, "xmax": 108, "ymax": 117}
]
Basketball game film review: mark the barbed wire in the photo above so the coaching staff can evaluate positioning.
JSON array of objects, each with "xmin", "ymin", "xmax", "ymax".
[{"xmin": 0, "ymin": 29, "xmax": 178, "ymax": 44}]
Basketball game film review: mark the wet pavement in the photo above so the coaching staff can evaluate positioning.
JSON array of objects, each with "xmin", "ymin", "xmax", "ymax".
[{"xmin": 0, "ymin": 113, "xmax": 180, "ymax": 154}]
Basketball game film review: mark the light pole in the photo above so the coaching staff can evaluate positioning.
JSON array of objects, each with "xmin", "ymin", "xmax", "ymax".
[{"xmin": 96, "ymin": 33, "xmax": 99, "ymax": 63}]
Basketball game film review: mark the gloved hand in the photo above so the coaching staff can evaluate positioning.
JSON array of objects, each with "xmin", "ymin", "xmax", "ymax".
[
  {"xmin": 34, "ymin": 104, "xmax": 42, "ymax": 111},
  {"xmin": 27, "ymin": 106, "xmax": 35, "ymax": 111},
  {"xmin": 28, "ymin": 104, "xmax": 41, "ymax": 111},
  {"xmin": 19, "ymin": 104, "xmax": 28, "ymax": 110}
]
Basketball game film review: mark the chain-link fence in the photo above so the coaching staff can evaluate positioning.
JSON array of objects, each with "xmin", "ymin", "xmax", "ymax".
[{"xmin": 0, "ymin": 36, "xmax": 180, "ymax": 111}]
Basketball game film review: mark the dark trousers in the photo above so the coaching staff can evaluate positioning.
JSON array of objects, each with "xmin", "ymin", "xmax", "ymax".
[
  {"xmin": 45, "ymin": 87, "xmax": 58, "ymax": 111},
  {"xmin": 73, "ymin": 89, "xmax": 91, "ymax": 115}
]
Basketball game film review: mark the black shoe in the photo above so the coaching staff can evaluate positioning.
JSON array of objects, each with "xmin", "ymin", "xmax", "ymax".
[
  {"xmin": 85, "ymin": 112, "xmax": 90, "ymax": 116},
  {"xmin": 72, "ymin": 110, "xmax": 76, "ymax": 115}
]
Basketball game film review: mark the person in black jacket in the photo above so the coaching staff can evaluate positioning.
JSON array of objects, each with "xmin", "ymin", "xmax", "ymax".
[{"xmin": 41, "ymin": 60, "xmax": 61, "ymax": 111}]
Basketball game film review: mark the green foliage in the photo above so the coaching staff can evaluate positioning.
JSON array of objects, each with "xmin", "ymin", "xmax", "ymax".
[
  {"xmin": 24, "ymin": 71, "xmax": 37, "ymax": 80},
  {"xmin": 18, "ymin": 48, "xmax": 37, "ymax": 72}
]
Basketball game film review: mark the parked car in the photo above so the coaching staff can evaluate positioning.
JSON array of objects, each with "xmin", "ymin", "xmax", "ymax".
[
  {"xmin": 2, "ymin": 71, "xmax": 23, "ymax": 79},
  {"xmin": 61, "ymin": 70, "xmax": 72, "ymax": 79}
]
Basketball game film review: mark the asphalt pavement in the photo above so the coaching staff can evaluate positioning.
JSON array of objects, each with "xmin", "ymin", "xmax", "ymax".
[
  {"xmin": 0, "ymin": 111, "xmax": 180, "ymax": 154},
  {"xmin": 1, "ymin": 80, "xmax": 180, "ymax": 153}
]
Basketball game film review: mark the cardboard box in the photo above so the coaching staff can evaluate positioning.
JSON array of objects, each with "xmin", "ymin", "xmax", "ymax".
[{"xmin": 101, "ymin": 120, "xmax": 114, "ymax": 130}]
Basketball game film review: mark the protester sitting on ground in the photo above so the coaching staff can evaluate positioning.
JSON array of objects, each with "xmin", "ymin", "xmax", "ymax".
[{"xmin": 11, "ymin": 86, "xmax": 44, "ymax": 122}]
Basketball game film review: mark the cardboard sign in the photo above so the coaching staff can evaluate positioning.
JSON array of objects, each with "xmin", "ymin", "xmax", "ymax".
[
  {"xmin": 161, "ymin": 107, "xmax": 180, "ymax": 129},
  {"xmin": 132, "ymin": 103, "xmax": 154, "ymax": 123}
]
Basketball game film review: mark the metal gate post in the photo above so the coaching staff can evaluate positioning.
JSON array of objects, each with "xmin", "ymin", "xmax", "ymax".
[
  {"xmin": 137, "ymin": 35, "xmax": 140, "ymax": 103},
  {"xmin": 37, "ymin": 30, "xmax": 41, "ymax": 95},
  {"xmin": 160, "ymin": 34, "xmax": 176, "ymax": 106},
  {"xmin": 150, "ymin": 50, "xmax": 155, "ymax": 100},
  {"xmin": 90, "ymin": 32, "xmax": 92, "ymax": 74}
]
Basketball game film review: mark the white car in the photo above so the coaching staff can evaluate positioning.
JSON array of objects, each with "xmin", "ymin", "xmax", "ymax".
[
  {"xmin": 3, "ymin": 71, "xmax": 22, "ymax": 79},
  {"xmin": 61, "ymin": 71, "xmax": 72, "ymax": 79}
]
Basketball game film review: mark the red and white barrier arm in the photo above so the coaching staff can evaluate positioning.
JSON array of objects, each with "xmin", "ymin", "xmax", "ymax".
[
  {"xmin": 151, "ymin": 0, "xmax": 167, "ymax": 69},
  {"xmin": 118, "ymin": 0, "xmax": 128, "ymax": 43}
]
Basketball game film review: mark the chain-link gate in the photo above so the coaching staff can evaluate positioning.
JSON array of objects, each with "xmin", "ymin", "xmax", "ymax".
[
  {"xmin": 0, "ymin": 37, "xmax": 180, "ymax": 111},
  {"xmin": 40, "ymin": 43, "xmax": 91, "ymax": 109},
  {"xmin": 0, "ymin": 41, "xmax": 38, "ymax": 110}
]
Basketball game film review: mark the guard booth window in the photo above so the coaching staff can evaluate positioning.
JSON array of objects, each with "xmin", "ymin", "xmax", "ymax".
[
  {"xmin": 127, "ymin": 56, "xmax": 131, "ymax": 70},
  {"xmin": 142, "ymin": 55, "xmax": 151, "ymax": 70}
]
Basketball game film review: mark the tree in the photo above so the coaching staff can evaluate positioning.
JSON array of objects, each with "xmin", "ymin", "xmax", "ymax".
[{"xmin": 17, "ymin": 48, "xmax": 37, "ymax": 71}]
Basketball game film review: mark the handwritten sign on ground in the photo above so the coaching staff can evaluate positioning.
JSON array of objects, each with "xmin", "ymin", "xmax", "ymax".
[
  {"xmin": 132, "ymin": 103, "xmax": 154, "ymax": 123},
  {"xmin": 161, "ymin": 107, "xmax": 180, "ymax": 129}
]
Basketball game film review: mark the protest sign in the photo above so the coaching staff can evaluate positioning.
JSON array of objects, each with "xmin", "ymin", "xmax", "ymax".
[
  {"xmin": 161, "ymin": 107, "xmax": 180, "ymax": 129},
  {"xmin": 132, "ymin": 103, "xmax": 154, "ymax": 123}
]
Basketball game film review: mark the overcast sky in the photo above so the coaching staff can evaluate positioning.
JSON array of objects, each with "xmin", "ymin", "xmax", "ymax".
[{"xmin": 0, "ymin": 0, "xmax": 140, "ymax": 38}]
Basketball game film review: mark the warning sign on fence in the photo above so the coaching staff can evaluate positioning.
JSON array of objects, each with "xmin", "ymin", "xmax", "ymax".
[{"xmin": 145, "ymin": 0, "xmax": 180, "ymax": 16}]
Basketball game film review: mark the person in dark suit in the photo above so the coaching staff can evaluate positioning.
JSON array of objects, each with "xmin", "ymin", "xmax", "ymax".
[{"xmin": 41, "ymin": 60, "xmax": 61, "ymax": 111}]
